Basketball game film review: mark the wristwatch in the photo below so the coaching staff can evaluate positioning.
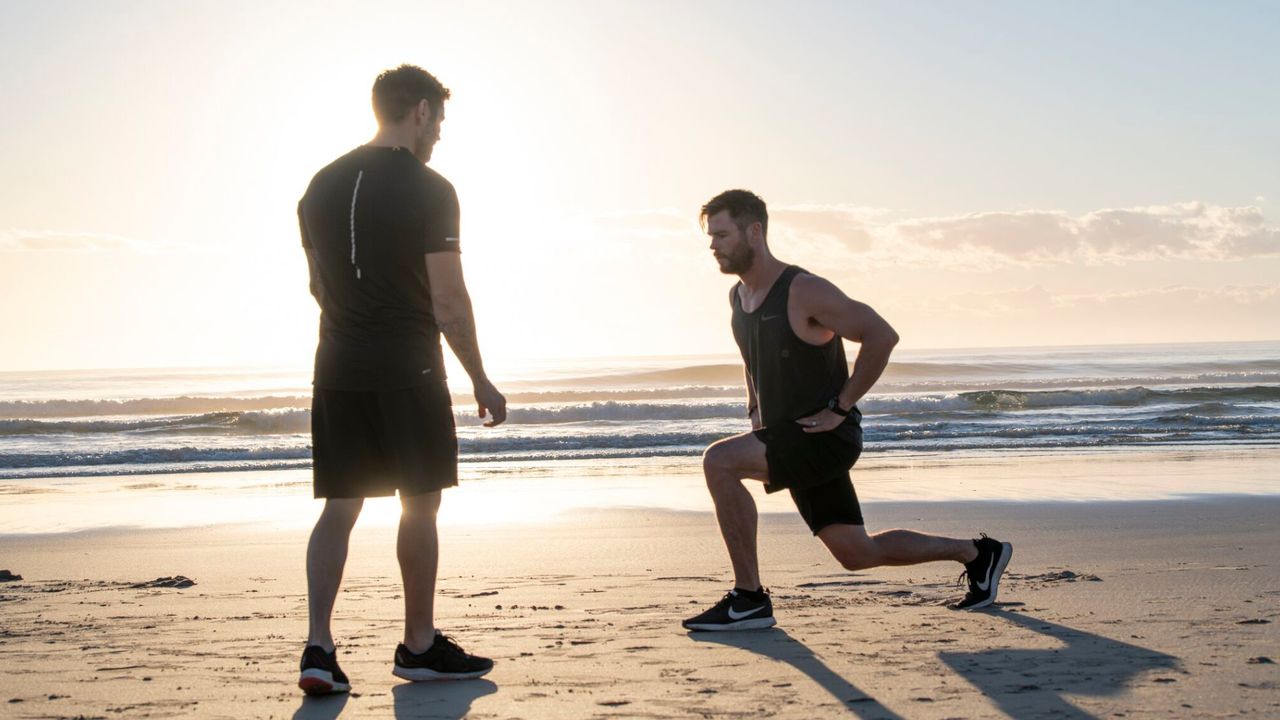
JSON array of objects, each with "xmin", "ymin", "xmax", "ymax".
[{"xmin": 826, "ymin": 397, "xmax": 851, "ymax": 416}]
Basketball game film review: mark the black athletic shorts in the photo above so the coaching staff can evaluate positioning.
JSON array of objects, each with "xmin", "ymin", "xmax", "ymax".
[
  {"xmin": 311, "ymin": 383, "xmax": 457, "ymax": 498},
  {"xmin": 754, "ymin": 420, "xmax": 864, "ymax": 534}
]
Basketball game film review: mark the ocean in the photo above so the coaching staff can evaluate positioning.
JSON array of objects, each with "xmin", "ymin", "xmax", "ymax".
[{"xmin": 2, "ymin": 341, "xmax": 1277, "ymax": 481}]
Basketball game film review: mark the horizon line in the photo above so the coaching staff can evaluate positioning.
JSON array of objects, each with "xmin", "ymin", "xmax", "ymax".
[{"xmin": 1, "ymin": 337, "xmax": 1276, "ymax": 377}]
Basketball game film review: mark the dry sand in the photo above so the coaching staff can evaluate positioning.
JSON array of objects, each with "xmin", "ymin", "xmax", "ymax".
[{"xmin": 1, "ymin": 497, "xmax": 1277, "ymax": 719}]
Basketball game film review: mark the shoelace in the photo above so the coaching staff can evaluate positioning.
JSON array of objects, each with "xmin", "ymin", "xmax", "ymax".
[
  {"xmin": 956, "ymin": 538, "xmax": 990, "ymax": 594},
  {"xmin": 717, "ymin": 588, "xmax": 767, "ymax": 608},
  {"xmin": 434, "ymin": 633, "xmax": 467, "ymax": 656}
]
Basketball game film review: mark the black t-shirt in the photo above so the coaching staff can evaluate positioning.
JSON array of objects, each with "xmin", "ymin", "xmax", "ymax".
[{"xmin": 299, "ymin": 145, "xmax": 461, "ymax": 390}]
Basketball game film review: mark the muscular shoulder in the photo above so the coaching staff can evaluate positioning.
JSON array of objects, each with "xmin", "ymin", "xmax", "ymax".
[{"xmin": 789, "ymin": 272, "xmax": 846, "ymax": 309}]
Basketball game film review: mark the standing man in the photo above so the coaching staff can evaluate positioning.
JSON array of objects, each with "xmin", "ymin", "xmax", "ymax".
[
  {"xmin": 296, "ymin": 65, "xmax": 504, "ymax": 694},
  {"xmin": 683, "ymin": 189, "xmax": 1011, "ymax": 632}
]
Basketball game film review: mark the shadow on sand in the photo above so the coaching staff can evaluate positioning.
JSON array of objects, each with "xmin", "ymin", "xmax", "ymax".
[
  {"xmin": 691, "ymin": 611, "xmax": 1180, "ymax": 719},
  {"xmin": 689, "ymin": 628, "xmax": 906, "ymax": 719},
  {"xmin": 391, "ymin": 679, "xmax": 498, "ymax": 719},
  {"xmin": 290, "ymin": 680, "xmax": 496, "ymax": 720},
  {"xmin": 292, "ymin": 693, "xmax": 349, "ymax": 720},
  {"xmin": 940, "ymin": 610, "xmax": 1180, "ymax": 719}
]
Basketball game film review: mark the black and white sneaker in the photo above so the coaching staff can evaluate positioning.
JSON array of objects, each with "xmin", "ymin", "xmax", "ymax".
[
  {"xmin": 951, "ymin": 534, "xmax": 1013, "ymax": 610},
  {"xmin": 298, "ymin": 645, "xmax": 351, "ymax": 695},
  {"xmin": 683, "ymin": 588, "xmax": 777, "ymax": 631},
  {"xmin": 392, "ymin": 631, "xmax": 494, "ymax": 681}
]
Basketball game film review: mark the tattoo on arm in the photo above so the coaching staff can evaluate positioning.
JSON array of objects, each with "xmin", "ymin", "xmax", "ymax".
[{"xmin": 438, "ymin": 309, "xmax": 487, "ymax": 383}]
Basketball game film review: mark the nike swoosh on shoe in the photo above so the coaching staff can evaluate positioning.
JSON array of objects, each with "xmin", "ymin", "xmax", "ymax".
[
  {"xmin": 727, "ymin": 605, "xmax": 765, "ymax": 620},
  {"xmin": 976, "ymin": 555, "xmax": 995, "ymax": 591}
]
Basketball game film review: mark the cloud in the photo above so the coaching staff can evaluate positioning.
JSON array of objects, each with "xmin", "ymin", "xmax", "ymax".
[
  {"xmin": 769, "ymin": 205, "xmax": 881, "ymax": 255},
  {"xmin": 0, "ymin": 229, "xmax": 159, "ymax": 253},
  {"xmin": 897, "ymin": 285, "xmax": 1057, "ymax": 318},
  {"xmin": 894, "ymin": 283, "xmax": 1280, "ymax": 316},
  {"xmin": 886, "ymin": 284, "xmax": 1280, "ymax": 347},
  {"xmin": 958, "ymin": 281, "xmax": 1268, "ymax": 301},
  {"xmin": 1052, "ymin": 283, "xmax": 1280, "ymax": 308},
  {"xmin": 582, "ymin": 201, "xmax": 1280, "ymax": 270},
  {"xmin": 0, "ymin": 228, "xmax": 212, "ymax": 255},
  {"xmin": 748, "ymin": 201, "xmax": 1280, "ymax": 268}
]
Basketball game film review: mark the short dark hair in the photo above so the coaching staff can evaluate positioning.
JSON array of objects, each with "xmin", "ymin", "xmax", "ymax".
[
  {"xmin": 701, "ymin": 189, "xmax": 768, "ymax": 239},
  {"xmin": 371, "ymin": 65, "xmax": 451, "ymax": 124}
]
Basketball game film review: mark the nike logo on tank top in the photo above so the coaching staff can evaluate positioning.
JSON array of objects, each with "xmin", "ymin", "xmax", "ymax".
[{"xmin": 729, "ymin": 266, "xmax": 860, "ymax": 431}]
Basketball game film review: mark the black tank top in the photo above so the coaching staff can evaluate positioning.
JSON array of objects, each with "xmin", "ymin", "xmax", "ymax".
[{"xmin": 730, "ymin": 265, "xmax": 861, "ymax": 435}]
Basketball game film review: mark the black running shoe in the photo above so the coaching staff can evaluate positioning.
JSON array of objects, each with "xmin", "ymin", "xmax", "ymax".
[
  {"xmin": 298, "ymin": 645, "xmax": 350, "ymax": 695},
  {"xmin": 951, "ymin": 534, "xmax": 1013, "ymax": 610},
  {"xmin": 392, "ymin": 632, "xmax": 494, "ymax": 681},
  {"xmin": 683, "ymin": 589, "xmax": 777, "ymax": 631}
]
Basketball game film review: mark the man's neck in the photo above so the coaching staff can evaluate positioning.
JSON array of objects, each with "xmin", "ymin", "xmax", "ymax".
[
  {"xmin": 369, "ymin": 126, "xmax": 416, "ymax": 150},
  {"xmin": 739, "ymin": 254, "xmax": 786, "ymax": 294}
]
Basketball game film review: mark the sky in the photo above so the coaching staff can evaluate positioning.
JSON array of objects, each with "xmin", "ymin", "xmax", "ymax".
[{"xmin": 0, "ymin": 0, "xmax": 1277, "ymax": 373}]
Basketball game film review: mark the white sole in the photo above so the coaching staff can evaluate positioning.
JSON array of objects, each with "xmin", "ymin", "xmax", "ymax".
[
  {"xmin": 961, "ymin": 542, "xmax": 1013, "ymax": 610},
  {"xmin": 684, "ymin": 616, "xmax": 778, "ymax": 632},
  {"xmin": 299, "ymin": 667, "xmax": 350, "ymax": 694},
  {"xmin": 392, "ymin": 665, "xmax": 492, "ymax": 682}
]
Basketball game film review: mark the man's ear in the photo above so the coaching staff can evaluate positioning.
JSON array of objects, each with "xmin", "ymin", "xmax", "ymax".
[{"xmin": 417, "ymin": 98, "xmax": 431, "ymax": 124}]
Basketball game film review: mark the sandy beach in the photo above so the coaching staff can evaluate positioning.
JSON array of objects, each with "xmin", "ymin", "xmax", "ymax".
[
  {"xmin": 2, "ymin": 489, "xmax": 1277, "ymax": 719},
  {"xmin": 4, "ymin": 1, "xmax": 1278, "ymax": 716}
]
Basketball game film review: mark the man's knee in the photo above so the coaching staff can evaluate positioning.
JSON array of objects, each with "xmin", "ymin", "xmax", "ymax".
[
  {"xmin": 702, "ymin": 445, "xmax": 737, "ymax": 491},
  {"xmin": 321, "ymin": 498, "xmax": 363, "ymax": 527},
  {"xmin": 702, "ymin": 440, "xmax": 741, "ymax": 477},
  {"xmin": 821, "ymin": 526, "xmax": 880, "ymax": 571},
  {"xmin": 834, "ymin": 548, "xmax": 877, "ymax": 572},
  {"xmin": 400, "ymin": 490, "xmax": 442, "ymax": 518}
]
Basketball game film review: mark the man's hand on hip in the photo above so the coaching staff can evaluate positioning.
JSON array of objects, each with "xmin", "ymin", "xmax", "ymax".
[{"xmin": 795, "ymin": 409, "xmax": 844, "ymax": 433}]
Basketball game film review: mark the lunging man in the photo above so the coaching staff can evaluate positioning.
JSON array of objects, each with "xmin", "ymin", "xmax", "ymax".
[{"xmin": 684, "ymin": 189, "xmax": 1011, "ymax": 631}]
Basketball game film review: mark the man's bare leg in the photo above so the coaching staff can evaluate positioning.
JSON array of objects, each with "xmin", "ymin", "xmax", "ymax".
[
  {"xmin": 306, "ymin": 498, "xmax": 364, "ymax": 650},
  {"xmin": 684, "ymin": 432, "xmax": 781, "ymax": 631},
  {"xmin": 702, "ymin": 433, "xmax": 772, "ymax": 590},
  {"xmin": 817, "ymin": 524, "xmax": 978, "ymax": 571},
  {"xmin": 703, "ymin": 432, "xmax": 980, "ymax": 578},
  {"xmin": 398, "ymin": 490, "xmax": 442, "ymax": 653}
]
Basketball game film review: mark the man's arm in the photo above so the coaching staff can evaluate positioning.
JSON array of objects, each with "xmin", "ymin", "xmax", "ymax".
[
  {"xmin": 299, "ymin": 199, "xmax": 325, "ymax": 306},
  {"xmin": 744, "ymin": 366, "xmax": 761, "ymax": 430},
  {"xmin": 304, "ymin": 249, "xmax": 326, "ymax": 306},
  {"xmin": 791, "ymin": 274, "xmax": 899, "ymax": 432},
  {"xmin": 425, "ymin": 252, "xmax": 506, "ymax": 427}
]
